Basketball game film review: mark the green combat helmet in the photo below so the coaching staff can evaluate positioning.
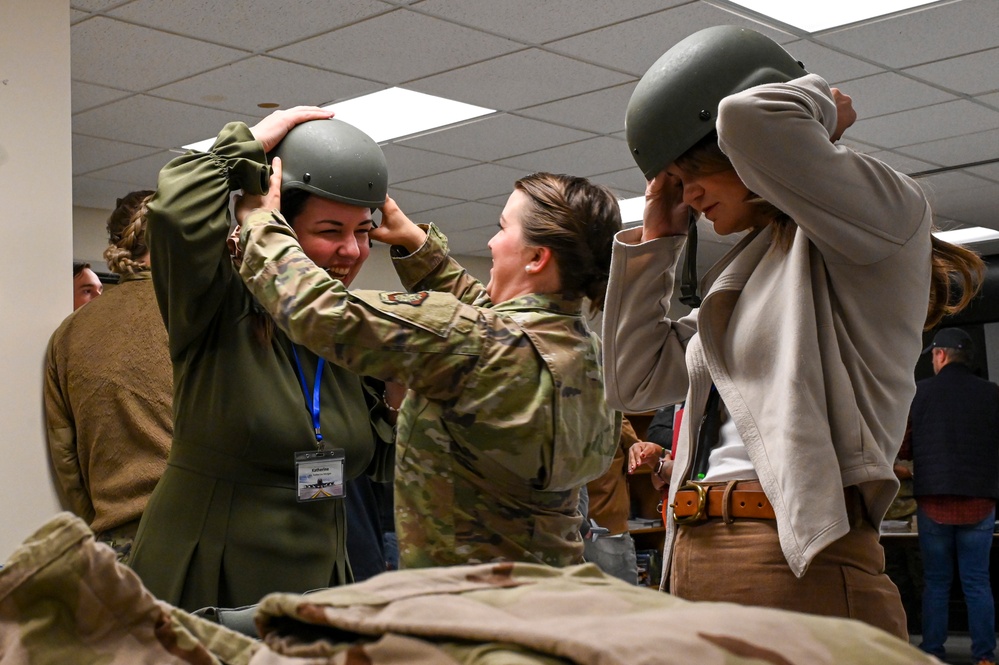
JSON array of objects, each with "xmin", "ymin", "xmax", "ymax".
[
  {"xmin": 625, "ymin": 25, "xmax": 806, "ymax": 180},
  {"xmin": 625, "ymin": 25, "xmax": 805, "ymax": 307},
  {"xmin": 271, "ymin": 118, "xmax": 388, "ymax": 210}
]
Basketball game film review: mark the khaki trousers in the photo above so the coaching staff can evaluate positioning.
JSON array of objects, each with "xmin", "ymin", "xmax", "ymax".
[{"xmin": 670, "ymin": 517, "xmax": 907, "ymax": 640}]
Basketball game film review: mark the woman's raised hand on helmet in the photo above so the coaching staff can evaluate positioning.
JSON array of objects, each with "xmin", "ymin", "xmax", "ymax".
[
  {"xmin": 642, "ymin": 170, "xmax": 690, "ymax": 242},
  {"xmin": 371, "ymin": 196, "xmax": 427, "ymax": 252},
  {"xmin": 249, "ymin": 106, "xmax": 334, "ymax": 153},
  {"xmin": 235, "ymin": 157, "xmax": 283, "ymax": 224},
  {"xmin": 829, "ymin": 88, "xmax": 857, "ymax": 143}
]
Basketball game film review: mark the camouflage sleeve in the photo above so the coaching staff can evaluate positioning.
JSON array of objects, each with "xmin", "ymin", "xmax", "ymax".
[
  {"xmin": 392, "ymin": 224, "xmax": 491, "ymax": 306},
  {"xmin": 239, "ymin": 211, "xmax": 485, "ymax": 401},
  {"xmin": 43, "ymin": 333, "xmax": 96, "ymax": 524}
]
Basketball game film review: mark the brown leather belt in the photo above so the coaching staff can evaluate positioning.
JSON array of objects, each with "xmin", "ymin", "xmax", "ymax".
[{"xmin": 668, "ymin": 481, "xmax": 776, "ymax": 524}]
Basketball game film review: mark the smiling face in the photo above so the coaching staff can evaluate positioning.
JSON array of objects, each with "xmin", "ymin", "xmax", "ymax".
[
  {"xmin": 665, "ymin": 164, "xmax": 767, "ymax": 236},
  {"xmin": 485, "ymin": 189, "xmax": 537, "ymax": 304},
  {"xmin": 291, "ymin": 194, "xmax": 373, "ymax": 286}
]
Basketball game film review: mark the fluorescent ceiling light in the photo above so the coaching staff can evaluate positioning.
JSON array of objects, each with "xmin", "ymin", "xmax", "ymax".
[
  {"xmin": 183, "ymin": 87, "xmax": 494, "ymax": 152},
  {"xmin": 618, "ymin": 196, "xmax": 645, "ymax": 226},
  {"xmin": 933, "ymin": 226, "xmax": 999, "ymax": 246},
  {"xmin": 722, "ymin": 0, "xmax": 940, "ymax": 33}
]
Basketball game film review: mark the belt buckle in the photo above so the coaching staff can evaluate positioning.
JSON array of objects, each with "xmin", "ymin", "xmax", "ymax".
[{"xmin": 671, "ymin": 482, "xmax": 708, "ymax": 524}]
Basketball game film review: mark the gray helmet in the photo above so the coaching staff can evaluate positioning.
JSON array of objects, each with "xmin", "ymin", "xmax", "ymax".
[
  {"xmin": 626, "ymin": 25, "xmax": 806, "ymax": 179},
  {"xmin": 271, "ymin": 118, "xmax": 388, "ymax": 209}
]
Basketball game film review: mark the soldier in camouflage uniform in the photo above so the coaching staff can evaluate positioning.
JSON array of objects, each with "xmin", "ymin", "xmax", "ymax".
[{"xmin": 235, "ymin": 127, "xmax": 621, "ymax": 568}]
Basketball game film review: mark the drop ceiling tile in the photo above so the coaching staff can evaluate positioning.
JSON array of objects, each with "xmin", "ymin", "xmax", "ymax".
[
  {"xmin": 816, "ymin": 0, "xmax": 999, "ymax": 68},
  {"xmin": 150, "ymin": 56, "xmax": 379, "ymax": 114},
  {"xmin": 86, "ymin": 151, "xmax": 179, "ymax": 189},
  {"xmin": 381, "ymin": 144, "xmax": 478, "ymax": 184},
  {"xmin": 415, "ymin": 202, "xmax": 501, "ymax": 234},
  {"xmin": 784, "ymin": 40, "xmax": 883, "ymax": 83},
  {"xmin": 547, "ymin": 3, "xmax": 794, "ymax": 77},
  {"xmin": 897, "ymin": 128, "xmax": 999, "ymax": 169},
  {"xmin": 410, "ymin": 49, "xmax": 631, "ymax": 111},
  {"xmin": 905, "ymin": 47, "xmax": 999, "ymax": 97},
  {"xmin": 846, "ymin": 100, "xmax": 999, "ymax": 149},
  {"xmin": 926, "ymin": 178, "xmax": 999, "ymax": 227},
  {"xmin": 979, "ymin": 92, "xmax": 999, "ymax": 110},
  {"xmin": 70, "ymin": 0, "xmax": 127, "ymax": 11},
  {"xmin": 74, "ymin": 95, "xmax": 248, "ymax": 148},
  {"xmin": 387, "ymin": 188, "xmax": 464, "ymax": 214},
  {"xmin": 837, "ymin": 73, "xmax": 956, "ymax": 118},
  {"xmin": 71, "ymin": 81, "xmax": 133, "ymax": 114},
  {"xmin": 414, "ymin": 0, "xmax": 677, "ymax": 44},
  {"xmin": 72, "ymin": 135, "xmax": 161, "ymax": 175},
  {"xmin": 71, "ymin": 17, "xmax": 247, "ymax": 90},
  {"xmin": 399, "ymin": 162, "xmax": 524, "ymax": 201},
  {"xmin": 519, "ymin": 83, "xmax": 637, "ymax": 135},
  {"xmin": 478, "ymin": 193, "xmax": 511, "ymax": 207},
  {"xmin": 108, "ymin": 0, "xmax": 390, "ymax": 50},
  {"xmin": 588, "ymin": 168, "xmax": 645, "ymax": 198},
  {"xmin": 399, "ymin": 114, "xmax": 593, "ymax": 161},
  {"xmin": 273, "ymin": 10, "xmax": 520, "ymax": 85},
  {"xmin": 72, "ymin": 168, "xmax": 165, "ymax": 210},
  {"xmin": 498, "ymin": 136, "xmax": 633, "ymax": 178}
]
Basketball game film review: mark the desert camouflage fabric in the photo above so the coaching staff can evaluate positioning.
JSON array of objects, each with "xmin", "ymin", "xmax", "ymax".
[
  {"xmin": 0, "ymin": 513, "xmax": 943, "ymax": 665},
  {"xmin": 239, "ymin": 218, "xmax": 619, "ymax": 569}
]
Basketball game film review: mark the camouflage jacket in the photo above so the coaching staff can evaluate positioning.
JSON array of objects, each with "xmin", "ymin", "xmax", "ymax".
[
  {"xmin": 0, "ymin": 513, "xmax": 942, "ymax": 665},
  {"xmin": 240, "ymin": 219, "xmax": 619, "ymax": 568}
]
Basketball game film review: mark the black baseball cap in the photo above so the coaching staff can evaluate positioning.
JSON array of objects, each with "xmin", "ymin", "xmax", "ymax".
[{"xmin": 922, "ymin": 328, "xmax": 973, "ymax": 355}]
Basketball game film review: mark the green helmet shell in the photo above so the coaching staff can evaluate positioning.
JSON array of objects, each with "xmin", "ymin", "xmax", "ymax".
[
  {"xmin": 271, "ymin": 118, "xmax": 388, "ymax": 209},
  {"xmin": 626, "ymin": 25, "xmax": 806, "ymax": 179}
]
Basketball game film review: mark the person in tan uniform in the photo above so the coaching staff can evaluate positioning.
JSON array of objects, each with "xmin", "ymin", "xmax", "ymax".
[{"xmin": 45, "ymin": 190, "xmax": 172, "ymax": 562}]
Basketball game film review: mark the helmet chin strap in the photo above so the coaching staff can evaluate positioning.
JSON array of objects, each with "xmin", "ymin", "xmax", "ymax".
[{"xmin": 679, "ymin": 209, "xmax": 702, "ymax": 308}]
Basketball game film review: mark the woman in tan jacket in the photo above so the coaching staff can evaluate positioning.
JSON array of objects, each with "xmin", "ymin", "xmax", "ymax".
[{"xmin": 603, "ymin": 25, "xmax": 982, "ymax": 638}]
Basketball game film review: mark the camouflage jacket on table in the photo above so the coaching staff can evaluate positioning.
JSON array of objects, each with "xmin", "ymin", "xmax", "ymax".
[
  {"xmin": 0, "ymin": 513, "xmax": 944, "ymax": 665},
  {"xmin": 239, "ymin": 218, "xmax": 620, "ymax": 568}
]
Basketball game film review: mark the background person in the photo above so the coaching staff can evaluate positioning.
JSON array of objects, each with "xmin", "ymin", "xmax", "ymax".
[
  {"xmin": 582, "ymin": 415, "xmax": 643, "ymax": 584},
  {"xmin": 72, "ymin": 261, "xmax": 103, "ymax": 310},
  {"xmin": 46, "ymin": 190, "xmax": 171, "ymax": 562},
  {"xmin": 601, "ymin": 25, "xmax": 983, "ymax": 638},
  {"xmin": 237, "ymin": 145, "xmax": 621, "ymax": 568},
  {"xmin": 903, "ymin": 327, "xmax": 997, "ymax": 665},
  {"xmin": 127, "ymin": 108, "xmax": 395, "ymax": 611}
]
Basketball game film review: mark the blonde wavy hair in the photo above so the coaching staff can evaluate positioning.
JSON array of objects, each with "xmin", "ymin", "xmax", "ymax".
[{"xmin": 104, "ymin": 190, "xmax": 154, "ymax": 276}]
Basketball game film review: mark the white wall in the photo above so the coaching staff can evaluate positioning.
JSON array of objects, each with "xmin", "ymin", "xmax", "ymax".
[{"xmin": 0, "ymin": 0, "xmax": 71, "ymax": 555}]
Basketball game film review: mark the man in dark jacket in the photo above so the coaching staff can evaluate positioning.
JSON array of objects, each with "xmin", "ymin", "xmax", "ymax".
[{"xmin": 906, "ymin": 327, "xmax": 998, "ymax": 665}]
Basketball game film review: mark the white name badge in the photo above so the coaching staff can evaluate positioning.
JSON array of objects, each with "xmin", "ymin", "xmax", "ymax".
[{"xmin": 295, "ymin": 449, "xmax": 345, "ymax": 503}]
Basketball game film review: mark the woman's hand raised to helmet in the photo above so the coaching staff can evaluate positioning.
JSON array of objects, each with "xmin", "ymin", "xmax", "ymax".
[
  {"xmin": 642, "ymin": 170, "xmax": 690, "ymax": 243},
  {"xmin": 371, "ymin": 196, "xmax": 428, "ymax": 253},
  {"xmin": 249, "ymin": 106, "xmax": 334, "ymax": 153},
  {"xmin": 829, "ymin": 88, "xmax": 857, "ymax": 143},
  {"xmin": 235, "ymin": 157, "xmax": 283, "ymax": 225}
]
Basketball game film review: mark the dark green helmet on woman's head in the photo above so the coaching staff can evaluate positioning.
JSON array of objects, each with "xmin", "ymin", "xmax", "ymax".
[
  {"xmin": 271, "ymin": 118, "xmax": 388, "ymax": 209},
  {"xmin": 625, "ymin": 25, "xmax": 806, "ymax": 179}
]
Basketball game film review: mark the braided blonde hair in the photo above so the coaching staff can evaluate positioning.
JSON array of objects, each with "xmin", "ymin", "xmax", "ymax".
[{"xmin": 104, "ymin": 190, "xmax": 154, "ymax": 276}]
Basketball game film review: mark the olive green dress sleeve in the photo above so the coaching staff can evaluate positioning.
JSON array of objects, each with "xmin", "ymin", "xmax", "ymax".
[{"xmin": 146, "ymin": 122, "xmax": 270, "ymax": 358}]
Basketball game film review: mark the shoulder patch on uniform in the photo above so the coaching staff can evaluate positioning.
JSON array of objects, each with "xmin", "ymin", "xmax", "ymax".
[{"xmin": 379, "ymin": 291, "xmax": 430, "ymax": 306}]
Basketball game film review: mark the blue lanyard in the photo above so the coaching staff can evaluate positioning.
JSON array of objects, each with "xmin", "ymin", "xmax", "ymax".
[{"xmin": 291, "ymin": 345, "xmax": 325, "ymax": 445}]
